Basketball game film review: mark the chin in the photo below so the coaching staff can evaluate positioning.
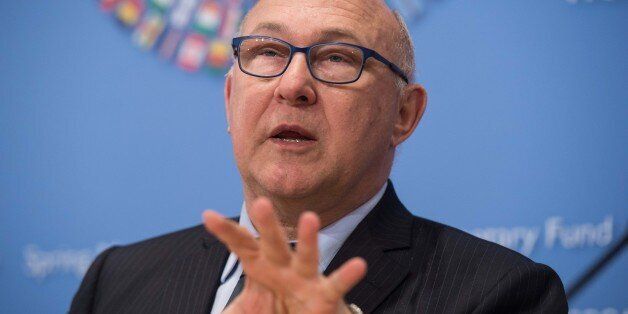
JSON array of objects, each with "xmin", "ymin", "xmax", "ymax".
[{"xmin": 255, "ymin": 163, "xmax": 322, "ymax": 199}]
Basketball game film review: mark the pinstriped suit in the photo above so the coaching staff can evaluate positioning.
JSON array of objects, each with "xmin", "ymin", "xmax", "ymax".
[{"xmin": 70, "ymin": 182, "xmax": 568, "ymax": 313}]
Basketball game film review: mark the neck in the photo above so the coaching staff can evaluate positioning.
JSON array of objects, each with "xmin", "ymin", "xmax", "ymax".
[{"xmin": 243, "ymin": 178, "xmax": 388, "ymax": 240}]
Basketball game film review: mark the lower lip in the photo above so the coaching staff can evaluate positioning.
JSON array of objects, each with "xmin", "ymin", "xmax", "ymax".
[{"xmin": 269, "ymin": 137, "xmax": 317, "ymax": 151}]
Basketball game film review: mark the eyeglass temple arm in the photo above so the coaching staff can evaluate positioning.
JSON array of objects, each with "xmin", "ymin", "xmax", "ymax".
[{"xmin": 371, "ymin": 52, "xmax": 409, "ymax": 83}]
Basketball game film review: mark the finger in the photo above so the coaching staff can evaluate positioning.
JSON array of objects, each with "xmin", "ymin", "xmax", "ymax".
[
  {"xmin": 294, "ymin": 211, "xmax": 320, "ymax": 277},
  {"xmin": 248, "ymin": 198, "xmax": 291, "ymax": 265},
  {"xmin": 226, "ymin": 277, "xmax": 276, "ymax": 313},
  {"xmin": 202, "ymin": 210, "xmax": 259, "ymax": 258},
  {"xmin": 326, "ymin": 257, "xmax": 367, "ymax": 297}
]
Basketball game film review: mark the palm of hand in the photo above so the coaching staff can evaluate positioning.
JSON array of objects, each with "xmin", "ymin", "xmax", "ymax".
[{"xmin": 203, "ymin": 198, "xmax": 366, "ymax": 314}]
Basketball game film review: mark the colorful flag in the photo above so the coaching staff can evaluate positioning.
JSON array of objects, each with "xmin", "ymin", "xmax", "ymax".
[
  {"xmin": 193, "ymin": 0, "xmax": 223, "ymax": 36},
  {"xmin": 133, "ymin": 12, "xmax": 166, "ymax": 49},
  {"xmin": 148, "ymin": 0, "xmax": 175, "ymax": 13},
  {"xmin": 100, "ymin": 0, "xmax": 256, "ymax": 75},
  {"xmin": 158, "ymin": 28, "xmax": 183, "ymax": 60},
  {"xmin": 219, "ymin": 0, "xmax": 242, "ymax": 39},
  {"xmin": 116, "ymin": 0, "xmax": 145, "ymax": 27},
  {"xmin": 169, "ymin": 0, "xmax": 200, "ymax": 29},
  {"xmin": 158, "ymin": 0, "xmax": 199, "ymax": 59},
  {"xmin": 177, "ymin": 33, "xmax": 208, "ymax": 72},
  {"xmin": 205, "ymin": 38, "xmax": 232, "ymax": 70}
]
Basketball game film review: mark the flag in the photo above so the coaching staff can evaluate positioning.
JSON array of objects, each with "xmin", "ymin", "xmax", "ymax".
[
  {"xmin": 206, "ymin": 38, "xmax": 232, "ymax": 70},
  {"xmin": 133, "ymin": 12, "xmax": 166, "ymax": 50},
  {"xmin": 158, "ymin": 0, "xmax": 199, "ymax": 59},
  {"xmin": 193, "ymin": 0, "xmax": 223, "ymax": 36},
  {"xmin": 148, "ymin": 0, "xmax": 175, "ymax": 13},
  {"xmin": 158, "ymin": 28, "xmax": 183, "ymax": 60},
  {"xmin": 169, "ymin": 0, "xmax": 200, "ymax": 29},
  {"xmin": 219, "ymin": 0, "xmax": 242, "ymax": 39},
  {"xmin": 116, "ymin": 0, "xmax": 145, "ymax": 27},
  {"xmin": 99, "ymin": 0, "xmax": 257, "ymax": 74},
  {"xmin": 176, "ymin": 33, "xmax": 208, "ymax": 72}
]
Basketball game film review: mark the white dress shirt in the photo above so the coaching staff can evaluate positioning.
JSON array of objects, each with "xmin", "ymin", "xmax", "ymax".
[{"xmin": 210, "ymin": 182, "xmax": 388, "ymax": 313}]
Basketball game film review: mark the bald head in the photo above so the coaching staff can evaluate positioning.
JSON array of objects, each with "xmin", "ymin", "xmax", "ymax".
[{"xmin": 237, "ymin": 0, "xmax": 415, "ymax": 83}]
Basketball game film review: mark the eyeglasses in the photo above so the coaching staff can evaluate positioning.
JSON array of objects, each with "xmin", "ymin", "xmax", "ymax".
[{"xmin": 231, "ymin": 35, "xmax": 409, "ymax": 84}]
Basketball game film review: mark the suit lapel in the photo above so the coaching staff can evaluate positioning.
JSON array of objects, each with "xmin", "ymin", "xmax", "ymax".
[
  {"xmin": 148, "ymin": 184, "xmax": 413, "ymax": 314},
  {"xmin": 324, "ymin": 181, "xmax": 414, "ymax": 313},
  {"xmin": 152, "ymin": 228, "xmax": 229, "ymax": 314}
]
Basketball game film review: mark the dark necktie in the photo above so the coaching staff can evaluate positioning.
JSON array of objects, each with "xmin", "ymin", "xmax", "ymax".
[
  {"xmin": 225, "ymin": 242, "xmax": 297, "ymax": 306},
  {"xmin": 225, "ymin": 264, "xmax": 245, "ymax": 306}
]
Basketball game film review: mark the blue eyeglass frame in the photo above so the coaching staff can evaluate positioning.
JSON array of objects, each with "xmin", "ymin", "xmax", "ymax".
[{"xmin": 231, "ymin": 35, "xmax": 409, "ymax": 84}]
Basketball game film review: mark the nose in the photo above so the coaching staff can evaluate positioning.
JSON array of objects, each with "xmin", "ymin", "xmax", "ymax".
[{"xmin": 273, "ymin": 53, "xmax": 316, "ymax": 106}]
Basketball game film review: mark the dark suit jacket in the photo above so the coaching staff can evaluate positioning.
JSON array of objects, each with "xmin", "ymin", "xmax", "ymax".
[{"xmin": 70, "ymin": 182, "xmax": 568, "ymax": 313}]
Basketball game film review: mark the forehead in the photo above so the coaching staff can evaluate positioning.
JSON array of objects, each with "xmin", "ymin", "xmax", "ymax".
[{"xmin": 241, "ymin": 0, "xmax": 394, "ymax": 47}]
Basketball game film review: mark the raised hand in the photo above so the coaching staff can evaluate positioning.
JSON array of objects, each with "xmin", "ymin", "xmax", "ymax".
[{"xmin": 203, "ymin": 198, "xmax": 366, "ymax": 314}]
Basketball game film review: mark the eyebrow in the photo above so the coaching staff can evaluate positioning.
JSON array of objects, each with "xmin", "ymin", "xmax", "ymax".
[
  {"xmin": 317, "ymin": 28, "xmax": 362, "ymax": 45},
  {"xmin": 248, "ymin": 22, "xmax": 363, "ymax": 45},
  {"xmin": 249, "ymin": 22, "xmax": 289, "ymax": 35}
]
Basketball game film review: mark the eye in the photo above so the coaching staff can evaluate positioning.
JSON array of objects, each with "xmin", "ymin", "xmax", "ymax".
[
  {"xmin": 320, "ymin": 52, "xmax": 358, "ymax": 65},
  {"xmin": 328, "ymin": 55, "xmax": 344, "ymax": 62},
  {"xmin": 259, "ymin": 49, "xmax": 279, "ymax": 57}
]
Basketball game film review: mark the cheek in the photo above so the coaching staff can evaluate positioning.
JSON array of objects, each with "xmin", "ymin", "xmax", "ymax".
[
  {"xmin": 230, "ymin": 77, "xmax": 275, "ymax": 130},
  {"xmin": 324, "ymin": 92, "xmax": 393, "ymax": 153},
  {"xmin": 229, "ymin": 83, "xmax": 273, "ymax": 155}
]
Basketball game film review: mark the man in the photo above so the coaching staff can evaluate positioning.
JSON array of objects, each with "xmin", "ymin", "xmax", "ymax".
[{"xmin": 70, "ymin": 0, "xmax": 568, "ymax": 313}]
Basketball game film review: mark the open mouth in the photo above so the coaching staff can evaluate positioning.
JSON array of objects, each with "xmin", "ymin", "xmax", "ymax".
[{"xmin": 270, "ymin": 125, "xmax": 316, "ymax": 143}]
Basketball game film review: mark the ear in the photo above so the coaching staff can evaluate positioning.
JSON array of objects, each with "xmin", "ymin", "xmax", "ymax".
[
  {"xmin": 224, "ymin": 68, "xmax": 233, "ymax": 133},
  {"xmin": 391, "ymin": 83, "xmax": 427, "ymax": 147}
]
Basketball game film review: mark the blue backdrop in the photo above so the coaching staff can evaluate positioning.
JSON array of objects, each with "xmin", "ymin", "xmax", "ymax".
[{"xmin": 1, "ymin": 1, "xmax": 626, "ymax": 313}]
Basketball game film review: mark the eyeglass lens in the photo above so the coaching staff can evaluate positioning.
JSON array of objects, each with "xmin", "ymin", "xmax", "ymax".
[{"xmin": 238, "ymin": 37, "xmax": 365, "ymax": 83}]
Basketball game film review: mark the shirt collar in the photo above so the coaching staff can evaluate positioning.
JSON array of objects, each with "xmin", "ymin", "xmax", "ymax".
[{"xmin": 237, "ymin": 181, "xmax": 388, "ymax": 272}]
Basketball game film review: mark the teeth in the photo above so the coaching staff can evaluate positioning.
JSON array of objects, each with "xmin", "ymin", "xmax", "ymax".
[{"xmin": 280, "ymin": 138, "xmax": 303, "ymax": 143}]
